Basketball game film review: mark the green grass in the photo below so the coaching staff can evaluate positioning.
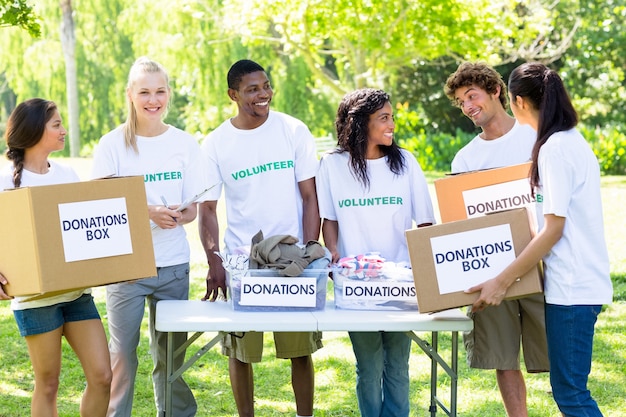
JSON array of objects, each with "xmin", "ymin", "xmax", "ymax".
[{"xmin": 0, "ymin": 160, "xmax": 625, "ymax": 416}]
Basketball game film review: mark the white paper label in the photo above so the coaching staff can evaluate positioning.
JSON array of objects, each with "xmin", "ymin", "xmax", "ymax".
[
  {"xmin": 342, "ymin": 281, "xmax": 416, "ymax": 301},
  {"xmin": 430, "ymin": 224, "xmax": 516, "ymax": 294},
  {"xmin": 239, "ymin": 276, "xmax": 317, "ymax": 307},
  {"xmin": 58, "ymin": 197, "xmax": 133, "ymax": 262},
  {"xmin": 462, "ymin": 179, "xmax": 535, "ymax": 218}
]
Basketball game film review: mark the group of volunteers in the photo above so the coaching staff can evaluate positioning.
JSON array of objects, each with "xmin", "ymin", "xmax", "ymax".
[{"xmin": 0, "ymin": 55, "xmax": 613, "ymax": 417}]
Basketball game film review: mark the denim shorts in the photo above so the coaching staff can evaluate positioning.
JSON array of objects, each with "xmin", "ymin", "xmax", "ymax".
[{"xmin": 13, "ymin": 293, "xmax": 101, "ymax": 337}]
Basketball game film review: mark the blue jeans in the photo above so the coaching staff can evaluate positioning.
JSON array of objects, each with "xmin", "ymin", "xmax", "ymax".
[
  {"xmin": 545, "ymin": 304, "xmax": 603, "ymax": 417},
  {"xmin": 349, "ymin": 331, "xmax": 411, "ymax": 417}
]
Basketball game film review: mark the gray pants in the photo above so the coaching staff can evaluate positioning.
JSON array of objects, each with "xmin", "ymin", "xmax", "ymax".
[{"xmin": 106, "ymin": 263, "xmax": 197, "ymax": 417}]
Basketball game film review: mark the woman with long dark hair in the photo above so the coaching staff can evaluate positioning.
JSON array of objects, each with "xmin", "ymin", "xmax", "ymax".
[
  {"xmin": 316, "ymin": 88, "xmax": 435, "ymax": 417},
  {"xmin": 468, "ymin": 62, "xmax": 612, "ymax": 416},
  {"xmin": 1, "ymin": 98, "xmax": 111, "ymax": 416}
]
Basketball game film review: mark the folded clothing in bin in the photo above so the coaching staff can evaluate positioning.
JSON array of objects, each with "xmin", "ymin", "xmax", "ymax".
[
  {"xmin": 248, "ymin": 230, "xmax": 327, "ymax": 276},
  {"xmin": 332, "ymin": 253, "xmax": 418, "ymax": 311},
  {"xmin": 220, "ymin": 231, "xmax": 330, "ymax": 311}
]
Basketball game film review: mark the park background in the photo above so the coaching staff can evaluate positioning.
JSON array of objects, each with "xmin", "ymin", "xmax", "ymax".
[{"xmin": 1, "ymin": 0, "xmax": 626, "ymax": 416}]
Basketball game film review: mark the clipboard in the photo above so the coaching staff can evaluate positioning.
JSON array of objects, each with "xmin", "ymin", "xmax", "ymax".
[
  {"xmin": 176, "ymin": 182, "xmax": 220, "ymax": 212},
  {"xmin": 151, "ymin": 182, "xmax": 221, "ymax": 230}
]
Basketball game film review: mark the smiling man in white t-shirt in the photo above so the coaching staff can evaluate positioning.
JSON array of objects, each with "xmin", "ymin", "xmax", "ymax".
[
  {"xmin": 198, "ymin": 59, "xmax": 322, "ymax": 417},
  {"xmin": 444, "ymin": 62, "xmax": 549, "ymax": 417}
]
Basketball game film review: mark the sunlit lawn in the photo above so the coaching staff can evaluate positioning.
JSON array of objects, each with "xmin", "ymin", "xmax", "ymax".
[{"xmin": 0, "ymin": 160, "xmax": 625, "ymax": 416}]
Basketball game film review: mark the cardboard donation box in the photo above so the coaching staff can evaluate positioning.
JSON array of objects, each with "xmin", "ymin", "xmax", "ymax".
[
  {"xmin": 435, "ymin": 162, "xmax": 535, "ymax": 224},
  {"xmin": 405, "ymin": 208, "xmax": 542, "ymax": 313},
  {"xmin": 332, "ymin": 259, "xmax": 418, "ymax": 311},
  {"xmin": 226, "ymin": 269, "xmax": 329, "ymax": 311},
  {"xmin": 0, "ymin": 176, "xmax": 156, "ymax": 297}
]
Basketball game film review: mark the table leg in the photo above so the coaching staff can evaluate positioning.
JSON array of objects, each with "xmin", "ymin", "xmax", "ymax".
[
  {"xmin": 163, "ymin": 331, "xmax": 224, "ymax": 417},
  {"xmin": 430, "ymin": 331, "xmax": 438, "ymax": 417},
  {"xmin": 165, "ymin": 331, "xmax": 174, "ymax": 417},
  {"xmin": 407, "ymin": 331, "xmax": 459, "ymax": 417},
  {"xmin": 451, "ymin": 331, "xmax": 458, "ymax": 416}
]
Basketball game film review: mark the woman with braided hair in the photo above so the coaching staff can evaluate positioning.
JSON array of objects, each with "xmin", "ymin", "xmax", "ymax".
[{"xmin": 0, "ymin": 98, "xmax": 111, "ymax": 416}]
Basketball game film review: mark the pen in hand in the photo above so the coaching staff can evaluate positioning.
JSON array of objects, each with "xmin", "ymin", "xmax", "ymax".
[{"xmin": 160, "ymin": 196, "xmax": 178, "ymax": 223}]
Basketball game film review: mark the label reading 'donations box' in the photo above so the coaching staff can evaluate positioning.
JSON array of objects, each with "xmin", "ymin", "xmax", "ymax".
[
  {"xmin": 430, "ymin": 224, "xmax": 515, "ymax": 294},
  {"xmin": 462, "ymin": 179, "xmax": 535, "ymax": 218},
  {"xmin": 406, "ymin": 208, "xmax": 543, "ymax": 313},
  {"xmin": 58, "ymin": 197, "xmax": 132, "ymax": 262},
  {"xmin": 342, "ymin": 281, "xmax": 416, "ymax": 301},
  {"xmin": 239, "ymin": 276, "xmax": 317, "ymax": 307}
]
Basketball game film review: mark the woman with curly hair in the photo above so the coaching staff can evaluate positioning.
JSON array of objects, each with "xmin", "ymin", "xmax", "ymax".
[{"xmin": 316, "ymin": 88, "xmax": 435, "ymax": 417}]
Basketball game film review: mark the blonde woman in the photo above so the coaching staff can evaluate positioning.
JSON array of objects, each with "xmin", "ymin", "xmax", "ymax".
[{"xmin": 92, "ymin": 57, "xmax": 206, "ymax": 417}]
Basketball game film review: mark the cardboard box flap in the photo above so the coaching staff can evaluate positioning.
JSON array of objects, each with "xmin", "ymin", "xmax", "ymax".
[{"xmin": 434, "ymin": 162, "xmax": 534, "ymax": 223}]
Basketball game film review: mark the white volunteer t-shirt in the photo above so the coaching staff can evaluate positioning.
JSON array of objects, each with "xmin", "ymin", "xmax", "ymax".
[
  {"xmin": 0, "ymin": 161, "xmax": 88, "ymax": 310},
  {"xmin": 201, "ymin": 111, "xmax": 318, "ymax": 251},
  {"xmin": 316, "ymin": 149, "xmax": 435, "ymax": 263},
  {"xmin": 92, "ymin": 125, "xmax": 207, "ymax": 267},
  {"xmin": 536, "ymin": 128, "xmax": 612, "ymax": 305},
  {"xmin": 451, "ymin": 121, "xmax": 535, "ymax": 173}
]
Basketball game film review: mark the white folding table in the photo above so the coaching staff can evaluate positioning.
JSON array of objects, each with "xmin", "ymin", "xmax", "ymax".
[{"xmin": 155, "ymin": 300, "xmax": 473, "ymax": 417}]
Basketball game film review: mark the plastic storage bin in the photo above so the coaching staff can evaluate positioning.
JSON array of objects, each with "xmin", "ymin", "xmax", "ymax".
[
  {"xmin": 332, "ymin": 265, "xmax": 418, "ymax": 311},
  {"xmin": 226, "ymin": 268, "xmax": 329, "ymax": 311}
]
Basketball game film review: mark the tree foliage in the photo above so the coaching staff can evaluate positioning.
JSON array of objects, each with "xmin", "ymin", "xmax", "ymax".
[
  {"xmin": 0, "ymin": 0, "xmax": 40, "ymax": 36},
  {"xmin": 0, "ymin": 0, "xmax": 624, "ymax": 164}
]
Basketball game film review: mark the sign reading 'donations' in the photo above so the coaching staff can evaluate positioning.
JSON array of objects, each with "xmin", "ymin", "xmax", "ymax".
[
  {"xmin": 342, "ymin": 281, "xmax": 416, "ymax": 301},
  {"xmin": 462, "ymin": 178, "xmax": 535, "ymax": 218},
  {"xmin": 430, "ymin": 224, "xmax": 515, "ymax": 294},
  {"xmin": 239, "ymin": 276, "xmax": 317, "ymax": 307},
  {"xmin": 58, "ymin": 197, "xmax": 133, "ymax": 262}
]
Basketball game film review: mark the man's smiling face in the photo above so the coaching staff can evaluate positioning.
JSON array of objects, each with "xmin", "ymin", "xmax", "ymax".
[
  {"xmin": 454, "ymin": 84, "xmax": 501, "ymax": 128},
  {"xmin": 230, "ymin": 70, "xmax": 273, "ymax": 124}
]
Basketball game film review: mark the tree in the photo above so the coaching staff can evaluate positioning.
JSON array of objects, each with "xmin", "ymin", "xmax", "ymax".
[
  {"xmin": 2, "ymin": 0, "xmax": 624, "ymax": 154},
  {"xmin": 0, "ymin": 0, "xmax": 40, "ymax": 36},
  {"xmin": 556, "ymin": 0, "xmax": 626, "ymax": 126},
  {"xmin": 60, "ymin": 0, "xmax": 79, "ymax": 157},
  {"xmin": 222, "ymin": 0, "xmax": 577, "ymax": 95}
]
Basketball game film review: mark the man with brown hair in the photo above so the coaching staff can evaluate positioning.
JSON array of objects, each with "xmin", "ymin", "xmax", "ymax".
[{"xmin": 444, "ymin": 62, "xmax": 549, "ymax": 417}]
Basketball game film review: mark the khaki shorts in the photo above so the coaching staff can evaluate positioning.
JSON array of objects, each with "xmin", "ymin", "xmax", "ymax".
[
  {"xmin": 221, "ymin": 331, "xmax": 323, "ymax": 363},
  {"xmin": 464, "ymin": 293, "xmax": 549, "ymax": 372}
]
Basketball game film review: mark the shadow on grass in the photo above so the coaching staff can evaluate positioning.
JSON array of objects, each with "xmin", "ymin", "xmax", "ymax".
[
  {"xmin": 0, "ymin": 312, "xmax": 95, "ymax": 414},
  {"xmin": 181, "ymin": 333, "xmax": 362, "ymax": 416},
  {"xmin": 4, "ymin": 289, "xmax": 625, "ymax": 416}
]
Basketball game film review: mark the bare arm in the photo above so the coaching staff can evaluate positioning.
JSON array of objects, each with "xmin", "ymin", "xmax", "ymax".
[
  {"xmin": 321, "ymin": 219, "xmax": 340, "ymax": 263},
  {"xmin": 298, "ymin": 177, "xmax": 321, "ymax": 242},
  {"xmin": 198, "ymin": 200, "xmax": 226, "ymax": 301},
  {"xmin": 467, "ymin": 213, "xmax": 565, "ymax": 312}
]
